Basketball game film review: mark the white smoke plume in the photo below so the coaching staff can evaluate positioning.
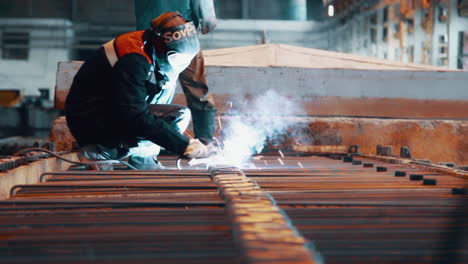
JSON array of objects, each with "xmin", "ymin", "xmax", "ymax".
[{"xmin": 213, "ymin": 89, "xmax": 306, "ymax": 167}]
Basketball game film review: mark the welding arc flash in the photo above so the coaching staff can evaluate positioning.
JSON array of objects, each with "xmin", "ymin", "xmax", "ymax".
[{"xmin": 217, "ymin": 116, "xmax": 222, "ymax": 130}]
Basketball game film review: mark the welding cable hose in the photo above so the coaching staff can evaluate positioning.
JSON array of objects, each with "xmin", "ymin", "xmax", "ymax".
[
  {"xmin": 12, "ymin": 148, "xmax": 138, "ymax": 170},
  {"xmin": 176, "ymin": 155, "xmax": 186, "ymax": 170},
  {"xmin": 175, "ymin": 155, "xmax": 208, "ymax": 170}
]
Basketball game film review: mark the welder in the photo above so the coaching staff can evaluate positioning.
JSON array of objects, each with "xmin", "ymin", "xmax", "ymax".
[
  {"xmin": 65, "ymin": 12, "xmax": 212, "ymax": 170},
  {"xmin": 134, "ymin": 0, "xmax": 217, "ymax": 145}
]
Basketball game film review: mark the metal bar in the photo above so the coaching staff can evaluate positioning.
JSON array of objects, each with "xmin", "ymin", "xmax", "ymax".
[
  {"xmin": 0, "ymin": 154, "xmax": 466, "ymax": 263},
  {"xmin": 210, "ymin": 166, "xmax": 320, "ymax": 263}
]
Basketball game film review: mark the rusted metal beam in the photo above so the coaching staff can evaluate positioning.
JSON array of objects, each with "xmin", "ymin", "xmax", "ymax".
[{"xmin": 210, "ymin": 166, "xmax": 321, "ymax": 264}]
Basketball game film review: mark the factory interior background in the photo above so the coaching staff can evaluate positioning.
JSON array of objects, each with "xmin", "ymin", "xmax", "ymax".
[{"xmin": 0, "ymin": 1, "xmax": 467, "ymax": 264}]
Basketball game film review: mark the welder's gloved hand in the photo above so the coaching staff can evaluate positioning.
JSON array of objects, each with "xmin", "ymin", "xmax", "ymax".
[{"xmin": 184, "ymin": 139, "xmax": 211, "ymax": 159}]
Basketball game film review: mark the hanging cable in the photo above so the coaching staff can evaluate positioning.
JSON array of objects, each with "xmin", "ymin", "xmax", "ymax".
[{"xmin": 12, "ymin": 148, "xmax": 137, "ymax": 170}]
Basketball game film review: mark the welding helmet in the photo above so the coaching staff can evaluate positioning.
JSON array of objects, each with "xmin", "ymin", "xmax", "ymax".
[{"xmin": 150, "ymin": 12, "xmax": 200, "ymax": 75}]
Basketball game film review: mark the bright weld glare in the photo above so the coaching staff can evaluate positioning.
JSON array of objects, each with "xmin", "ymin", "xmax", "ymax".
[
  {"xmin": 278, "ymin": 158, "xmax": 284, "ymax": 166},
  {"xmin": 278, "ymin": 150, "xmax": 284, "ymax": 158},
  {"xmin": 246, "ymin": 163, "xmax": 257, "ymax": 169},
  {"xmin": 217, "ymin": 116, "xmax": 223, "ymax": 130},
  {"xmin": 187, "ymin": 90, "xmax": 305, "ymax": 169},
  {"xmin": 214, "ymin": 137, "xmax": 222, "ymax": 148}
]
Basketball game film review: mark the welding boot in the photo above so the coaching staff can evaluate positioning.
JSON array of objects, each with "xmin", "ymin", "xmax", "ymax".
[
  {"xmin": 191, "ymin": 109, "xmax": 217, "ymax": 144},
  {"xmin": 128, "ymin": 140, "xmax": 165, "ymax": 170},
  {"xmin": 78, "ymin": 144, "xmax": 124, "ymax": 171},
  {"xmin": 128, "ymin": 155, "xmax": 166, "ymax": 170}
]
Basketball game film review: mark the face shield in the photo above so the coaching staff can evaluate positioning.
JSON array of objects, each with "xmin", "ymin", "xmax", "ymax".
[{"xmin": 154, "ymin": 21, "xmax": 200, "ymax": 78}]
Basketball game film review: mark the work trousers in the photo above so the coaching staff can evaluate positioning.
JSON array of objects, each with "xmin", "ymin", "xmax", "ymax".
[
  {"xmin": 77, "ymin": 104, "xmax": 191, "ymax": 165},
  {"xmin": 180, "ymin": 50, "xmax": 215, "ymax": 110},
  {"xmin": 180, "ymin": 50, "xmax": 217, "ymax": 142}
]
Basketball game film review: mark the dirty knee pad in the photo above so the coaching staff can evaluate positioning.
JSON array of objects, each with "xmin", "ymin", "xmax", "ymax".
[
  {"xmin": 77, "ymin": 144, "xmax": 127, "ymax": 171},
  {"xmin": 128, "ymin": 155, "xmax": 165, "ymax": 170},
  {"xmin": 78, "ymin": 144, "xmax": 124, "ymax": 161}
]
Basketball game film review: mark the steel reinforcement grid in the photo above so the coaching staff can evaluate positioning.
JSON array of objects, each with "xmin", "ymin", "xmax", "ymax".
[{"xmin": 0, "ymin": 154, "xmax": 467, "ymax": 264}]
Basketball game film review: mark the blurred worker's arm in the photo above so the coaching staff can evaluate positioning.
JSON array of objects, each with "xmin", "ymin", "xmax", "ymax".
[
  {"xmin": 134, "ymin": 0, "xmax": 157, "ymax": 31},
  {"xmin": 191, "ymin": 0, "xmax": 217, "ymax": 34},
  {"xmin": 111, "ymin": 53, "xmax": 190, "ymax": 154},
  {"xmin": 179, "ymin": 51, "xmax": 217, "ymax": 144}
]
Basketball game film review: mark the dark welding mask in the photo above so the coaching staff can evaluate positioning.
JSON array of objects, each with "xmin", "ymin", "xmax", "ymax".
[{"xmin": 151, "ymin": 12, "xmax": 200, "ymax": 76}]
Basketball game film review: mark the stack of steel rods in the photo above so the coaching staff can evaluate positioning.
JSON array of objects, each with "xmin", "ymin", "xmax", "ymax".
[
  {"xmin": 0, "ymin": 153, "xmax": 466, "ymax": 264},
  {"xmin": 245, "ymin": 155, "xmax": 468, "ymax": 264},
  {"xmin": 0, "ymin": 168, "xmax": 240, "ymax": 264}
]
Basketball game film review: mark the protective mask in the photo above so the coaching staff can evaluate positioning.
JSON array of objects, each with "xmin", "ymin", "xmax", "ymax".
[
  {"xmin": 154, "ymin": 51, "xmax": 196, "ymax": 84},
  {"xmin": 167, "ymin": 51, "xmax": 197, "ymax": 73},
  {"xmin": 153, "ymin": 21, "xmax": 200, "ymax": 79}
]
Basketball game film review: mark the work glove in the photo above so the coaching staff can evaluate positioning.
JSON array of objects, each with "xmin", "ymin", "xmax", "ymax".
[{"xmin": 184, "ymin": 139, "xmax": 211, "ymax": 159}]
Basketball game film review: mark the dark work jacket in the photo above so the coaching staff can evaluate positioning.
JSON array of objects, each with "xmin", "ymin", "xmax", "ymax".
[{"xmin": 65, "ymin": 31, "xmax": 190, "ymax": 155}]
